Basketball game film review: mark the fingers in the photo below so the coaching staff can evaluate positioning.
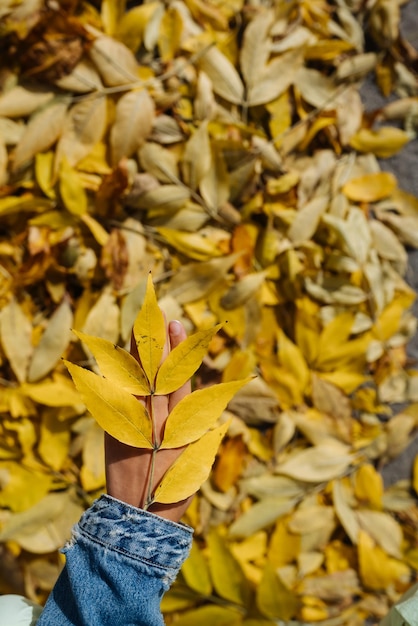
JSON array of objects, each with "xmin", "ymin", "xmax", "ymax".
[{"xmin": 168, "ymin": 320, "xmax": 192, "ymax": 411}]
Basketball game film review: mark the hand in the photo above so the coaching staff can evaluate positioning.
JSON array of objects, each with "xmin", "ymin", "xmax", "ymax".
[{"xmin": 105, "ymin": 319, "xmax": 193, "ymax": 523}]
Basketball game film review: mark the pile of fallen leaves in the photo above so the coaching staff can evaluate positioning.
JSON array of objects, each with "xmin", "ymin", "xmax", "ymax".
[{"xmin": 0, "ymin": 0, "xmax": 417, "ymax": 623}]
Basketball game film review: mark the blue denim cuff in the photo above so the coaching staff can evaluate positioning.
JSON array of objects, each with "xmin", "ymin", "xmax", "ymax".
[{"xmin": 73, "ymin": 494, "xmax": 193, "ymax": 580}]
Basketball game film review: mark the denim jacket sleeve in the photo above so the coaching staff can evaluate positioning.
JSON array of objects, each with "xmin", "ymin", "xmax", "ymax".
[{"xmin": 37, "ymin": 494, "xmax": 193, "ymax": 626}]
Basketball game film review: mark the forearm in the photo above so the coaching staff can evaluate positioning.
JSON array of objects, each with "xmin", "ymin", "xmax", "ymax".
[{"xmin": 37, "ymin": 495, "xmax": 193, "ymax": 626}]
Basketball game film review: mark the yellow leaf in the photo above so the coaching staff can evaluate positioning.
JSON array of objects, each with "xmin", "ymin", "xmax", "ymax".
[
  {"xmin": 153, "ymin": 421, "xmax": 229, "ymax": 503},
  {"xmin": 35, "ymin": 151, "xmax": 56, "ymax": 199},
  {"xmin": 354, "ymin": 464, "xmax": 383, "ymax": 509},
  {"xmin": 207, "ymin": 528, "xmax": 250, "ymax": 606},
  {"xmin": 213, "ymin": 436, "xmax": 248, "ymax": 492},
  {"xmin": 0, "ymin": 491, "xmax": 83, "ymax": 553},
  {"xmin": 356, "ymin": 510, "xmax": 403, "ymax": 559},
  {"xmin": 256, "ymin": 564, "xmax": 299, "ymax": 621},
  {"xmin": 0, "ymin": 297, "xmax": 33, "ymax": 384},
  {"xmin": 74, "ymin": 330, "xmax": 150, "ymax": 396},
  {"xmin": 277, "ymin": 328, "xmax": 310, "ymax": 395},
  {"xmin": 332, "ymin": 480, "xmax": 360, "ymax": 545},
  {"xmin": 229, "ymin": 497, "xmax": 297, "ymax": 538},
  {"xmin": 38, "ymin": 412, "xmax": 71, "ymax": 472},
  {"xmin": 161, "ymin": 379, "xmax": 249, "ymax": 448},
  {"xmin": 88, "ymin": 32, "xmax": 139, "ymax": 86},
  {"xmin": 172, "ymin": 605, "xmax": 242, "ymax": 626},
  {"xmin": 13, "ymin": 100, "xmax": 68, "ymax": 171},
  {"xmin": 198, "ymin": 45, "xmax": 244, "ymax": 105},
  {"xmin": 155, "ymin": 325, "xmax": 222, "ymax": 395},
  {"xmin": 80, "ymin": 420, "xmax": 105, "ymax": 492},
  {"xmin": 349, "ymin": 126, "xmax": 410, "ymax": 158},
  {"xmin": 80, "ymin": 214, "xmax": 109, "ymax": 246},
  {"xmin": 27, "ymin": 299, "xmax": 73, "ymax": 383},
  {"xmin": 358, "ymin": 530, "xmax": 410, "ymax": 591},
  {"xmin": 158, "ymin": 6, "xmax": 182, "ymax": 62},
  {"xmin": 133, "ymin": 274, "xmax": 166, "ymax": 390},
  {"xmin": 0, "ymin": 462, "xmax": 52, "ymax": 512},
  {"xmin": 414, "ymin": 454, "xmax": 418, "ymax": 495},
  {"xmin": 181, "ymin": 540, "xmax": 212, "ymax": 596},
  {"xmin": 115, "ymin": 3, "xmax": 159, "ymax": 51},
  {"xmin": 110, "ymin": 89, "xmax": 155, "ymax": 165},
  {"xmin": 342, "ymin": 172, "xmax": 397, "ymax": 203},
  {"xmin": 65, "ymin": 361, "xmax": 152, "ymax": 448},
  {"xmin": 269, "ymin": 518, "xmax": 301, "ymax": 568},
  {"xmin": 22, "ymin": 375, "xmax": 81, "ymax": 407},
  {"xmin": 277, "ymin": 443, "xmax": 353, "ymax": 482},
  {"xmin": 59, "ymin": 158, "xmax": 88, "ymax": 215}
]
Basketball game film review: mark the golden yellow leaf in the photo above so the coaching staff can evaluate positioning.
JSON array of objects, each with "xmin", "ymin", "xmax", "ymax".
[
  {"xmin": 157, "ymin": 227, "xmax": 224, "ymax": 261},
  {"xmin": 80, "ymin": 214, "xmax": 109, "ymax": 246},
  {"xmin": 172, "ymin": 605, "xmax": 242, "ymax": 626},
  {"xmin": 269, "ymin": 518, "xmax": 301, "ymax": 568},
  {"xmin": 349, "ymin": 127, "xmax": 410, "ymax": 158},
  {"xmin": 0, "ymin": 463, "xmax": 52, "ymax": 512},
  {"xmin": 153, "ymin": 422, "xmax": 229, "ymax": 504},
  {"xmin": 35, "ymin": 151, "xmax": 56, "ymax": 199},
  {"xmin": 207, "ymin": 528, "xmax": 250, "ymax": 606},
  {"xmin": 155, "ymin": 325, "xmax": 222, "ymax": 395},
  {"xmin": 413, "ymin": 454, "xmax": 418, "ymax": 495},
  {"xmin": 212, "ymin": 436, "xmax": 247, "ymax": 493},
  {"xmin": 158, "ymin": 6, "xmax": 182, "ymax": 62},
  {"xmin": 181, "ymin": 540, "xmax": 212, "ymax": 596},
  {"xmin": 133, "ymin": 274, "xmax": 166, "ymax": 390},
  {"xmin": 59, "ymin": 158, "xmax": 88, "ymax": 216},
  {"xmin": 65, "ymin": 361, "xmax": 153, "ymax": 448},
  {"xmin": 354, "ymin": 464, "xmax": 383, "ymax": 509},
  {"xmin": 161, "ymin": 379, "xmax": 249, "ymax": 448},
  {"xmin": 38, "ymin": 412, "xmax": 71, "ymax": 472},
  {"xmin": 358, "ymin": 530, "xmax": 410, "ymax": 591},
  {"xmin": 80, "ymin": 421, "xmax": 105, "ymax": 492},
  {"xmin": 277, "ymin": 328, "xmax": 310, "ymax": 397},
  {"xmin": 256, "ymin": 564, "xmax": 299, "ymax": 621},
  {"xmin": 115, "ymin": 3, "xmax": 158, "ymax": 51},
  {"xmin": 342, "ymin": 172, "xmax": 397, "ymax": 202},
  {"xmin": 74, "ymin": 329, "xmax": 150, "ymax": 396}
]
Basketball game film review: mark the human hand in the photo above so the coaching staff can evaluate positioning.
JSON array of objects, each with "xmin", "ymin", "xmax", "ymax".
[{"xmin": 105, "ymin": 319, "xmax": 193, "ymax": 523}]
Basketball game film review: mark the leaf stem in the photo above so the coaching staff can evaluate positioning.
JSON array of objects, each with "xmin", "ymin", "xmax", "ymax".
[{"xmin": 145, "ymin": 394, "xmax": 159, "ymax": 509}]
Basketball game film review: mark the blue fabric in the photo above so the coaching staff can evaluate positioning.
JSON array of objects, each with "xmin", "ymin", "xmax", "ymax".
[{"xmin": 37, "ymin": 494, "xmax": 193, "ymax": 626}]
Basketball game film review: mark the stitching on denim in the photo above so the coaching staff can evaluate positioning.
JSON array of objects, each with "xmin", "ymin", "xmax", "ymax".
[{"xmin": 77, "ymin": 527, "xmax": 186, "ymax": 573}]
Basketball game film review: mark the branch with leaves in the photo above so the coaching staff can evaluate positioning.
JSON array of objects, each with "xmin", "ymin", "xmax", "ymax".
[{"xmin": 66, "ymin": 275, "xmax": 249, "ymax": 509}]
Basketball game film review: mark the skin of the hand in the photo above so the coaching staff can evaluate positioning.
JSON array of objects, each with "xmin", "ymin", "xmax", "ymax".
[{"xmin": 105, "ymin": 319, "xmax": 193, "ymax": 523}]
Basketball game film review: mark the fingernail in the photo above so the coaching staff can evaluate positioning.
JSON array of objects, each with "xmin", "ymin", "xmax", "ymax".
[{"xmin": 170, "ymin": 320, "xmax": 182, "ymax": 336}]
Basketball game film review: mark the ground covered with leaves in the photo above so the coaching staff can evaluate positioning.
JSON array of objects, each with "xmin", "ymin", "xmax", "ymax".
[{"xmin": 0, "ymin": 0, "xmax": 417, "ymax": 624}]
